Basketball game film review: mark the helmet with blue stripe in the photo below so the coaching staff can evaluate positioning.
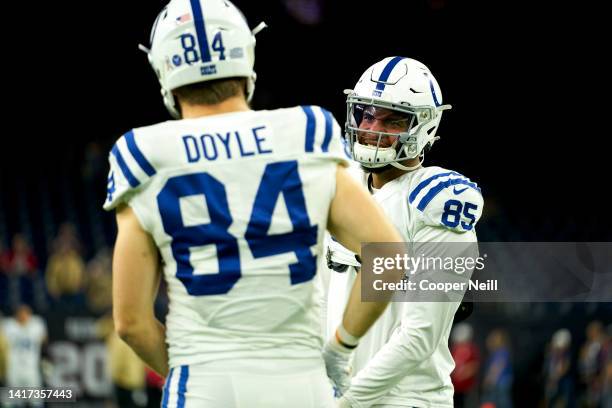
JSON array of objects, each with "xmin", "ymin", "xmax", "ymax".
[
  {"xmin": 145, "ymin": 0, "xmax": 264, "ymax": 118},
  {"xmin": 345, "ymin": 57, "xmax": 451, "ymax": 170}
]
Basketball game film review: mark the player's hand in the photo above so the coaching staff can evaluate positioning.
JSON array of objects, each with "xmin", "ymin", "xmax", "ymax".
[{"xmin": 322, "ymin": 336, "xmax": 353, "ymax": 396}]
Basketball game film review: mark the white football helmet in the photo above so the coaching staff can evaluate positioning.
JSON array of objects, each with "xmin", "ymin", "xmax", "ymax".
[
  {"xmin": 345, "ymin": 57, "xmax": 451, "ymax": 170},
  {"xmin": 144, "ymin": 0, "xmax": 265, "ymax": 118}
]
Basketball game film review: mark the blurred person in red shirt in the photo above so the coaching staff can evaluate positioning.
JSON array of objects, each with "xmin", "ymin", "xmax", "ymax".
[
  {"xmin": 452, "ymin": 322, "xmax": 481, "ymax": 408},
  {"xmin": 145, "ymin": 367, "xmax": 164, "ymax": 408},
  {"xmin": 3, "ymin": 234, "xmax": 38, "ymax": 276},
  {"xmin": 1, "ymin": 234, "xmax": 39, "ymax": 311}
]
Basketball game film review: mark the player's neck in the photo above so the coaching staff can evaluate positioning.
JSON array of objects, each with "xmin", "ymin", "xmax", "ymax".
[
  {"xmin": 180, "ymin": 96, "xmax": 251, "ymax": 119},
  {"xmin": 371, "ymin": 159, "xmax": 419, "ymax": 189},
  {"xmin": 371, "ymin": 168, "xmax": 405, "ymax": 189}
]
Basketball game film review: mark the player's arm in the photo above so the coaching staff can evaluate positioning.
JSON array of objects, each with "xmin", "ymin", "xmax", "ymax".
[
  {"xmin": 342, "ymin": 231, "xmax": 476, "ymax": 407},
  {"xmin": 328, "ymin": 164, "xmax": 404, "ymax": 338},
  {"xmin": 324, "ymin": 165, "xmax": 404, "ymax": 393},
  {"xmin": 341, "ymin": 182, "xmax": 484, "ymax": 407},
  {"xmin": 112, "ymin": 204, "xmax": 169, "ymax": 377}
]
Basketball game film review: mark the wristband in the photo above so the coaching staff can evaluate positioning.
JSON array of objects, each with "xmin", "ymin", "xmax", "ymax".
[{"xmin": 336, "ymin": 324, "xmax": 360, "ymax": 349}]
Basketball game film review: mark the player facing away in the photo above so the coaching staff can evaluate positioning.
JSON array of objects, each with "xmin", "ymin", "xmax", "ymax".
[
  {"xmin": 324, "ymin": 57, "xmax": 484, "ymax": 407},
  {"xmin": 104, "ymin": 1, "xmax": 404, "ymax": 407}
]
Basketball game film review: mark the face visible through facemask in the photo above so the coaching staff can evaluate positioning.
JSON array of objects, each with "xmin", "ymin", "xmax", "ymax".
[{"xmin": 357, "ymin": 106, "xmax": 412, "ymax": 148}]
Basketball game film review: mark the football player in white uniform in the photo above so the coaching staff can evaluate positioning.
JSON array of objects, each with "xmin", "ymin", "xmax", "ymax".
[
  {"xmin": 324, "ymin": 57, "xmax": 484, "ymax": 407},
  {"xmin": 1, "ymin": 305, "xmax": 47, "ymax": 407},
  {"xmin": 105, "ymin": 1, "xmax": 404, "ymax": 407}
]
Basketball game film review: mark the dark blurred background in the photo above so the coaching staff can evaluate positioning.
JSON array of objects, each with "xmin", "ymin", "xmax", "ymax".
[{"xmin": 1, "ymin": 0, "xmax": 610, "ymax": 407}]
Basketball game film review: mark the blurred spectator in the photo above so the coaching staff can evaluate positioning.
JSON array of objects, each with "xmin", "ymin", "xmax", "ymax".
[
  {"xmin": 0, "ymin": 239, "xmax": 8, "ymax": 313},
  {"xmin": 601, "ymin": 324, "xmax": 612, "ymax": 408},
  {"xmin": 1, "ymin": 305, "xmax": 47, "ymax": 407},
  {"xmin": 3, "ymin": 234, "xmax": 38, "ymax": 276},
  {"xmin": 1, "ymin": 238, "xmax": 8, "ymax": 266},
  {"xmin": 578, "ymin": 321, "xmax": 605, "ymax": 408},
  {"xmin": 97, "ymin": 315, "xmax": 146, "ymax": 408},
  {"xmin": 50, "ymin": 222, "xmax": 82, "ymax": 256},
  {"xmin": 145, "ymin": 367, "xmax": 164, "ymax": 408},
  {"xmin": 452, "ymin": 323, "xmax": 481, "ymax": 408},
  {"xmin": 545, "ymin": 328, "xmax": 575, "ymax": 408},
  {"xmin": 85, "ymin": 249, "xmax": 112, "ymax": 315},
  {"xmin": 1, "ymin": 234, "xmax": 41, "ymax": 311},
  {"xmin": 82, "ymin": 141, "xmax": 106, "ymax": 182},
  {"xmin": 45, "ymin": 224, "xmax": 86, "ymax": 312},
  {"xmin": 482, "ymin": 329, "xmax": 513, "ymax": 408}
]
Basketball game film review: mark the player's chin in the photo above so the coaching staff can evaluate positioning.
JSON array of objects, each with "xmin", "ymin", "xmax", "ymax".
[{"xmin": 361, "ymin": 164, "xmax": 393, "ymax": 174}]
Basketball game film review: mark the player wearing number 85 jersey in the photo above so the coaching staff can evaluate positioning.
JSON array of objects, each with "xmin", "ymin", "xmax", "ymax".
[
  {"xmin": 323, "ymin": 57, "xmax": 484, "ymax": 407},
  {"xmin": 105, "ymin": 1, "xmax": 405, "ymax": 407}
]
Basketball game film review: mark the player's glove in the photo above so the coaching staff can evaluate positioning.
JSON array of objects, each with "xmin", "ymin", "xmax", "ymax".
[{"xmin": 322, "ymin": 330, "xmax": 356, "ymax": 396}]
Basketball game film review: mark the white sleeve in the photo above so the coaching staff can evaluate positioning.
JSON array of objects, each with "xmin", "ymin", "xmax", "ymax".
[
  {"xmin": 302, "ymin": 105, "xmax": 351, "ymax": 166},
  {"xmin": 343, "ymin": 227, "xmax": 477, "ymax": 407},
  {"xmin": 408, "ymin": 170, "xmax": 483, "ymax": 233},
  {"xmin": 315, "ymin": 251, "xmax": 332, "ymax": 340},
  {"xmin": 344, "ymin": 302, "xmax": 457, "ymax": 407},
  {"xmin": 321, "ymin": 234, "xmax": 360, "ymax": 341},
  {"xmin": 103, "ymin": 130, "xmax": 157, "ymax": 211}
]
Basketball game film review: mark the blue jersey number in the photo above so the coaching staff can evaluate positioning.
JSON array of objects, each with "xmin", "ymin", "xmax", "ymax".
[
  {"xmin": 157, "ymin": 161, "xmax": 318, "ymax": 296},
  {"xmin": 246, "ymin": 162, "xmax": 318, "ymax": 285},
  {"xmin": 441, "ymin": 199, "xmax": 478, "ymax": 230}
]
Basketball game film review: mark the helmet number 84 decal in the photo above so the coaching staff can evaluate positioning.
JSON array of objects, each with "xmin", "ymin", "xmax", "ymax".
[{"xmin": 174, "ymin": 32, "xmax": 225, "ymax": 66}]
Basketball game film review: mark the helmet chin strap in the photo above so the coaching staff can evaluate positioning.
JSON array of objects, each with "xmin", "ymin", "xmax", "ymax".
[{"xmin": 390, "ymin": 151, "xmax": 425, "ymax": 171}]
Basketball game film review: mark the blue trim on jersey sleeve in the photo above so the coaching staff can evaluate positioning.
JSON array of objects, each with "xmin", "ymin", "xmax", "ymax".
[
  {"xmin": 417, "ymin": 178, "xmax": 481, "ymax": 211},
  {"xmin": 161, "ymin": 367, "xmax": 174, "ymax": 408},
  {"xmin": 408, "ymin": 171, "xmax": 460, "ymax": 203},
  {"xmin": 375, "ymin": 56, "xmax": 404, "ymax": 91},
  {"xmin": 177, "ymin": 365, "xmax": 189, "ymax": 408},
  {"xmin": 321, "ymin": 108, "xmax": 334, "ymax": 152},
  {"xmin": 125, "ymin": 130, "xmax": 156, "ymax": 177},
  {"xmin": 301, "ymin": 105, "xmax": 316, "ymax": 152},
  {"xmin": 189, "ymin": 0, "xmax": 212, "ymax": 62},
  {"xmin": 111, "ymin": 144, "xmax": 140, "ymax": 188}
]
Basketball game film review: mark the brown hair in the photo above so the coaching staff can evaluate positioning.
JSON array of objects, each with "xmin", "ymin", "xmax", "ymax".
[{"xmin": 173, "ymin": 77, "xmax": 247, "ymax": 106}]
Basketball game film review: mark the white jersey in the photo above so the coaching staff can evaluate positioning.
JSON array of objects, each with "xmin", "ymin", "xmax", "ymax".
[
  {"xmin": 104, "ymin": 106, "xmax": 348, "ymax": 368},
  {"xmin": 2, "ymin": 317, "xmax": 47, "ymax": 386},
  {"xmin": 324, "ymin": 164, "xmax": 483, "ymax": 408}
]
